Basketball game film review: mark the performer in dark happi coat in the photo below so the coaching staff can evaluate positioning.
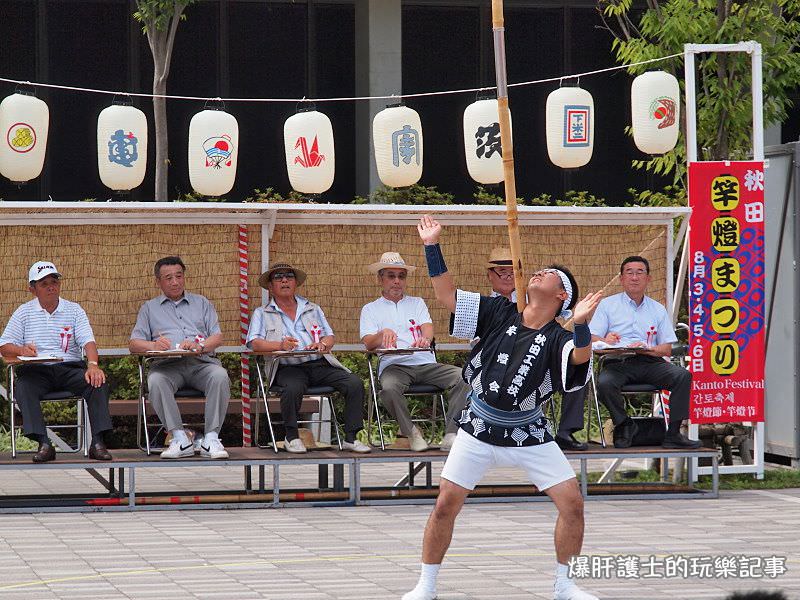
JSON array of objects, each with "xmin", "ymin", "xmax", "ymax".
[{"xmin": 402, "ymin": 215, "xmax": 603, "ymax": 600}]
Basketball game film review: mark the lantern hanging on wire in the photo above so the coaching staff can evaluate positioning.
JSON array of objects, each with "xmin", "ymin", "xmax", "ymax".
[
  {"xmin": 373, "ymin": 104, "xmax": 423, "ymax": 188},
  {"xmin": 97, "ymin": 100, "xmax": 147, "ymax": 191},
  {"xmin": 631, "ymin": 71, "xmax": 680, "ymax": 155},
  {"xmin": 284, "ymin": 106, "xmax": 335, "ymax": 194},
  {"xmin": 188, "ymin": 106, "xmax": 239, "ymax": 197},
  {"xmin": 545, "ymin": 85, "xmax": 594, "ymax": 169},
  {"xmin": 463, "ymin": 98, "xmax": 511, "ymax": 185},
  {"xmin": 0, "ymin": 92, "xmax": 49, "ymax": 184}
]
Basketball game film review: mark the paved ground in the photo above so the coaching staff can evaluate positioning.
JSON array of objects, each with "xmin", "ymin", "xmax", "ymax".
[{"xmin": 0, "ymin": 460, "xmax": 796, "ymax": 600}]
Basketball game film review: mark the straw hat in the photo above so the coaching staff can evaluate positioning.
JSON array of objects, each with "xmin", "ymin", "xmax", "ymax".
[
  {"xmin": 367, "ymin": 252, "xmax": 417, "ymax": 274},
  {"xmin": 258, "ymin": 262, "xmax": 307, "ymax": 289},
  {"xmin": 486, "ymin": 247, "xmax": 513, "ymax": 269}
]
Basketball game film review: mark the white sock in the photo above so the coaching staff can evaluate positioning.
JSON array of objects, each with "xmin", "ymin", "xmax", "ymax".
[
  {"xmin": 417, "ymin": 563, "xmax": 440, "ymax": 593},
  {"xmin": 555, "ymin": 562, "xmax": 573, "ymax": 588},
  {"xmin": 171, "ymin": 429, "xmax": 189, "ymax": 444},
  {"xmin": 204, "ymin": 431, "xmax": 218, "ymax": 442}
]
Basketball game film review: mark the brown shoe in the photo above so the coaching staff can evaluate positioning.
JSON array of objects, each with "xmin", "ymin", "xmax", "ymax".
[
  {"xmin": 88, "ymin": 442, "xmax": 112, "ymax": 461},
  {"xmin": 32, "ymin": 443, "xmax": 56, "ymax": 463}
]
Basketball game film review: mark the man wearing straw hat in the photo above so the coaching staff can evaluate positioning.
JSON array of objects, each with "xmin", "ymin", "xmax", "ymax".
[
  {"xmin": 129, "ymin": 256, "xmax": 231, "ymax": 460},
  {"xmin": 247, "ymin": 262, "xmax": 370, "ymax": 454},
  {"xmin": 402, "ymin": 216, "xmax": 602, "ymax": 600},
  {"xmin": 486, "ymin": 248, "xmax": 588, "ymax": 451},
  {"xmin": 360, "ymin": 252, "xmax": 470, "ymax": 452},
  {"xmin": 0, "ymin": 261, "xmax": 113, "ymax": 463}
]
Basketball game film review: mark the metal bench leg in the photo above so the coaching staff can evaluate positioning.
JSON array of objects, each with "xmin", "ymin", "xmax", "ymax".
[
  {"xmin": 254, "ymin": 357, "xmax": 278, "ymax": 452},
  {"xmin": 327, "ymin": 396, "xmax": 342, "ymax": 450},
  {"xmin": 366, "ymin": 357, "xmax": 385, "ymax": 450},
  {"xmin": 590, "ymin": 366, "xmax": 606, "ymax": 448},
  {"xmin": 9, "ymin": 366, "xmax": 17, "ymax": 458}
]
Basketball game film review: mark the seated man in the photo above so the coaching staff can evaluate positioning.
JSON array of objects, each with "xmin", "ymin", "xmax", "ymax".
[
  {"xmin": 360, "ymin": 252, "xmax": 470, "ymax": 452},
  {"xmin": 247, "ymin": 262, "xmax": 370, "ymax": 454},
  {"xmin": 485, "ymin": 248, "xmax": 588, "ymax": 451},
  {"xmin": 0, "ymin": 261, "xmax": 112, "ymax": 463},
  {"xmin": 591, "ymin": 255, "xmax": 700, "ymax": 449},
  {"xmin": 129, "ymin": 256, "xmax": 231, "ymax": 459}
]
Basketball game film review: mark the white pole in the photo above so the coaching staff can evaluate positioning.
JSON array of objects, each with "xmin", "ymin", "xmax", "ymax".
[
  {"xmin": 684, "ymin": 45, "xmax": 698, "ymax": 163},
  {"xmin": 750, "ymin": 41, "xmax": 765, "ymax": 161}
]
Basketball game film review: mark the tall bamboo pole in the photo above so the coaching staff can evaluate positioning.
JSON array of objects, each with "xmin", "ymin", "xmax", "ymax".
[{"xmin": 491, "ymin": 0, "xmax": 526, "ymax": 312}]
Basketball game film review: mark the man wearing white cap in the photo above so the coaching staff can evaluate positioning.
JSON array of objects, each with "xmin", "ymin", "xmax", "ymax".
[
  {"xmin": 0, "ymin": 261, "xmax": 113, "ymax": 463},
  {"xmin": 360, "ymin": 252, "xmax": 470, "ymax": 452}
]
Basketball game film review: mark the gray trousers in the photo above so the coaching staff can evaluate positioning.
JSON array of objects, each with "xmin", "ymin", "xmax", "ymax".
[
  {"xmin": 147, "ymin": 358, "xmax": 231, "ymax": 434},
  {"xmin": 379, "ymin": 363, "xmax": 470, "ymax": 436}
]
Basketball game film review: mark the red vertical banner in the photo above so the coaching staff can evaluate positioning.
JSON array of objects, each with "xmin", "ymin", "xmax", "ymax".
[{"xmin": 688, "ymin": 161, "xmax": 765, "ymax": 424}]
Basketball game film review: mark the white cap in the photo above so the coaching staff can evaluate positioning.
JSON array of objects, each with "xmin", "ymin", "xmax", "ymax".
[{"xmin": 28, "ymin": 261, "xmax": 61, "ymax": 284}]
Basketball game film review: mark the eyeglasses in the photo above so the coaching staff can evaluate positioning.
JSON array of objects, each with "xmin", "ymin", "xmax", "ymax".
[
  {"xmin": 491, "ymin": 268, "xmax": 514, "ymax": 279},
  {"xmin": 271, "ymin": 272, "xmax": 296, "ymax": 281},
  {"xmin": 622, "ymin": 269, "xmax": 648, "ymax": 277},
  {"xmin": 383, "ymin": 271, "xmax": 407, "ymax": 280}
]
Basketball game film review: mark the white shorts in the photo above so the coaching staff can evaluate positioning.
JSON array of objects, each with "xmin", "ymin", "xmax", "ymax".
[{"xmin": 440, "ymin": 429, "xmax": 576, "ymax": 492}]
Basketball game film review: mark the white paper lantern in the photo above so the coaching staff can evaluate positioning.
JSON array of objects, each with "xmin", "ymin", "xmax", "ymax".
[
  {"xmin": 284, "ymin": 110, "xmax": 335, "ymax": 194},
  {"xmin": 188, "ymin": 109, "xmax": 239, "ymax": 197},
  {"xmin": 545, "ymin": 87, "xmax": 594, "ymax": 169},
  {"xmin": 373, "ymin": 105, "xmax": 423, "ymax": 188},
  {"xmin": 631, "ymin": 71, "xmax": 680, "ymax": 155},
  {"xmin": 0, "ymin": 93, "xmax": 49, "ymax": 183},
  {"xmin": 97, "ymin": 104, "xmax": 147, "ymax": 191},
  {"xmin": 463, "ymin": 99, "xmax": 511, "ymax": 184}
]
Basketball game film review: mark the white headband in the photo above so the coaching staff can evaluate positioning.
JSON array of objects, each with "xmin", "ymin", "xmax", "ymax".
[{"xmin": 544, "ymin": 269, "xmax": 573, "ymax": 319}]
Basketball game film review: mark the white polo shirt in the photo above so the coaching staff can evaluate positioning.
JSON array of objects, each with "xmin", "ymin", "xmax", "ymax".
[
  {"xmin": 360, "ymin": 295, "xmax": 436, "ymax": 375},
  {"xmin": 589, "ymin": 292, "xmax": 677, "ymax": 347},
  {"xmin": 0, "ymin": 298, "xmax": 96, "ymax": 362}
]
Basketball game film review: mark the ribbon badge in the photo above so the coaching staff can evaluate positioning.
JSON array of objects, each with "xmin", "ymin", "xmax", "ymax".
[
  {"xmin": 310, "ymin": 323, "xmax": 322, "ymax": 344},
  {"xmin": 409, "ymin": 319, "xmax": 422, "ymax": 342},
  {"xmin": 60, "ymin": 326, "xmax": 72, "ymax": 353},
  {"xmin": 646, "ymin": 325, "xmax": 657, "ymax": 347},
  {"xmin": 194, "ymin": 334, "xmax": 206, "ymax": 345}
]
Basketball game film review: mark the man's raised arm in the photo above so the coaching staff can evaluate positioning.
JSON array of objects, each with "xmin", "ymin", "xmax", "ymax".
[{"xmin": 418, "ymin": 215, "xmax": 457, "ymax": 313}]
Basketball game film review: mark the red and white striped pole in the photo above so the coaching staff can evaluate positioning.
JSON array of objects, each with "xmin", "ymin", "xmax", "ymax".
[{"xmin": 238, "ymin": 224, "xmax": 252, "ymax": 446}]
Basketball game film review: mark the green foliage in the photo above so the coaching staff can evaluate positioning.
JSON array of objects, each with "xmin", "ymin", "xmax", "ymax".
[
  {"xmin": 0, "ymin": 428, "xmax": 38, "ymax": 453},
  {"xmin": 625, "ymin": 185, "xmax": 687, "ymax": 207},
  {"xmin": 243, "ymin": 187, "xmax": 313, "ymax": 203},
  {"xmin": 353, "ymin": 184, "xmax": 455, "ymax": 205},
  {"xmin": 600, "ymin": 0, "xmax": 800, "ymax": 184},
  {"xmin": 133, "ymin": 0, "xmax": 196, "ymax": 32}
]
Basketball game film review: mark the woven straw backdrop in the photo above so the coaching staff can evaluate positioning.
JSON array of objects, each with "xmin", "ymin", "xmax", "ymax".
[{"xmin": 0, "ymin": 221, "xmax": 666, "ymax": 348}]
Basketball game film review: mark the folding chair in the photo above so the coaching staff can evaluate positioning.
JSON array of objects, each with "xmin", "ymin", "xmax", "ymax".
[
  {"xmin": 365, "ymin": 347, "xmax": 447, "ymax": 451},
  {"xmin": 252, "ymin": 354, "xmax": 342, "ymax": 453},
  {"xmin": 7, "ymin": 362, "xmax": 89, "ymax": 458},
  {"xmin": 136, "ymin": 356, "xmax": 206, "ymax": 455}
]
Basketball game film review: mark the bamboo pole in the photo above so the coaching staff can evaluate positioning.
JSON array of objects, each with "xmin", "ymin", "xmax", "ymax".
[{"xmin": 491, "ymin": 0, "xmax": 526, "ymax": 312}]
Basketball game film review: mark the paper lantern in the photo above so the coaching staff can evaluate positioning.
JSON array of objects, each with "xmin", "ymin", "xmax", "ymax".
[
  {"xmin": 284, "ymin": 110, "xmax": 335, "ymax": 194},
  {"xmin": 463, "ymin": 99, "xmax": 511, "ymax": 184},
  {"xmin": 631, "ymin": 71, "xmax": 680, "ymax": 155},
  {"xmin": 97, "ymin": 104, "xmax": 147, "ymax": 191},
  {"xmin": 188, "ymin": 109, "xmax": 239, "ymax": 197},
  {"xmin": 0, "ymin": 93, "xmax": 49, "ymax": 183},
  {"xmin": 545, "ymin": 87, "xmax": 594, "ymax": 169},
  {"xmin": 373, "ymin": 105, "xmax": 423, "ymax": 187}
]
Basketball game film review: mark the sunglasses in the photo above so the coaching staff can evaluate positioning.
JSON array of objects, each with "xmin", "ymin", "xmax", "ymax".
[{"xmin": 271, "ymin": 271, "xmax": 296, "ymax": 281}]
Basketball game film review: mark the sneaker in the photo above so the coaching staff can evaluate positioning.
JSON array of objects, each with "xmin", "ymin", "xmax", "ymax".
[
  {"xmin": 439, "ymin": 432, "xmax": 457, "ymax": 451},
  {"xmin": 342, "ymin": 439, "xmax": 371, "ymax": 453},
  {"xmin": 200, "ymin": 438, "xmax": 229, "ymax": 459},
  {"xmin": 553, "ymin": 582, "xmax": 599, "ymax": 600},
  {"xmin": 160, "ymin": 438, "xmax": 195, "ymax": 459},
  {"xmin": 409, "ymin": 427, "xmax": 429, "ymax": 452},
  {"xmin": 402, "ymin": 586, "xmax": 437, "ymax": 600},
  {"xmin": 284, "ymin": 437, "xmax": 308, "ymax": 454}
]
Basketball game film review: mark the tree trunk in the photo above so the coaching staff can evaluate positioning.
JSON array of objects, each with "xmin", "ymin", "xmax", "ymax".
[{"xmin": 153, "ymin": 74, "xmax": 168, "ymax": 202}]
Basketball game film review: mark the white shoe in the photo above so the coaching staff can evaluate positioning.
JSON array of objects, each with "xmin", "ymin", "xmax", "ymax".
[
  {"xmin": 160, "ymin": 438, "xmax": 195, "ymax": 459},
  {"xmin": 200, "ymin": 438, "xmax": 229, "ymax": 459},
  {"xmin": 284, "ymin": 437, "xmax": 308, "ymax": 454},
  {"xmin": 553, "ymin": 583, "xmax": 599, "ymax": 600},
  {"xmin": 401, "ymin": 586, "xmax": 437, "ymax": 600},
  {"xmin": 409, "ymin": 427, "xmax": 429, "ymax": 452},
  {"xmin": 439, "ymin": 432, "xmax": 457, "ymax": 451},
  {"xmin": 342, "ymin": 439, "xmax": 371, "ymax": 453}
]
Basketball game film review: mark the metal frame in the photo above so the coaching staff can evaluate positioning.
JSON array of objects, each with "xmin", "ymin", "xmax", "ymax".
[
  {"xmin": 683, "ymin": 41, "xmax": 766, "ymax": 480},
  {"xmin": 7, "ymin": 363, "xmax": 89, "ymax": 458},
  {"xmin": 365, "ymin": 350, "xmax": 447, "ymax": 451},
  {"xmin": 252, "ymin": 355, "xmax": 343, "ymax": 453}
]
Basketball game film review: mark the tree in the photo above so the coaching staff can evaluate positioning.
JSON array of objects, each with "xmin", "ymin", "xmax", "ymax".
[
  {"xmin": 598, "ymin": 0, "xmax": 800, "ymax": 184},
  {"xmin": 134, "ymin": 0, "xmax": 196, "ymax": 201}
]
